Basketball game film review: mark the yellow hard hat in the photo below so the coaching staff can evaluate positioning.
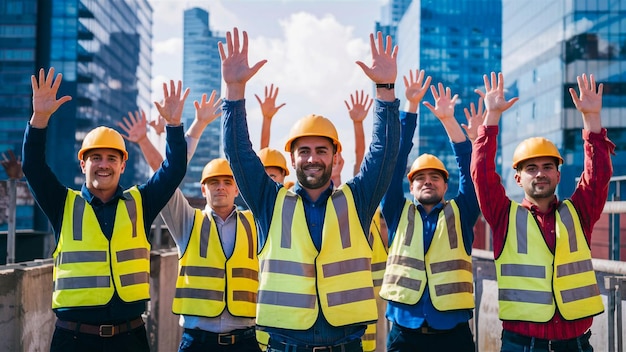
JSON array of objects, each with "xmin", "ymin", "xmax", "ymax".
[
  {"xmin": 78, "ymin": 126, "xmax": 128, "ymax": 161},
  {"xmin": 284, "ymin": 114, "xmax": 342, "ymax": 153},
  {"xmin": 407, "ymin": 154, "xmax": 449, "ymax": 182},
  {"xmin": 259, "ymin": 147, "xmax": 289, "ymax": 175},
  {"xmin": 200, "ymin": 158, "xmax": 234, "ymax": 184},
  {"xmin": 512, "ymin": 137, "xmax": 563, "ymax": 169}
]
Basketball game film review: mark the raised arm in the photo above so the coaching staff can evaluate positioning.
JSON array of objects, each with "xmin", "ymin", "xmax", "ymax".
[
  {"xmin": 477, "ymin": 72, "xmax": 519, "ymax": 126},
  {"xmin": 218, "ymin": 28, "xmax": 267, "ymax": 100},
  {"xmin": 423, "ymin": 82, "xmax": 466, "ymax": 143},
  {"xmin": 154, "ymin": 80, "xmax": 189, "ymax": 127},
  {"xmin": 356, "ymin": 32, "xmax": 398, "ymax": 102},
  {"xmin": 29, "ymin": 68, "xmax": 72, "ymax": 128},
  {"xmin": 256, "ymin": 84, "xmax": 285, "ymax": 149},
  {"xmin": 344, "ymin": 90, "xmax": 373, "ymax": 176},
  {"xmin": 118, "ymin": 110, "xmax": 162, "ymax": 171},
  {"xmin": 404, "ymin": 69, "xmax": 432, "ymax": 114},
  {"xmin": 569, "ymin": 73, "xmax": 603, "ymax": 133},
  {"xmin": 1, "ymin": 150, "xmax": 23, "ymax": 180}
]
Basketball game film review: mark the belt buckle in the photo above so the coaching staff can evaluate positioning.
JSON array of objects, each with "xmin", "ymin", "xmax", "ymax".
[
  {"xmin": 218, "ymin": 333, "xmax": 235, "ymax": 345},
  {"xmin": 99, "ymin": 324, "xmax": 115, "ymax": 337},
  {"xmin": 312, "ymin": 347, "xmax": 331, "ymax": 352}
]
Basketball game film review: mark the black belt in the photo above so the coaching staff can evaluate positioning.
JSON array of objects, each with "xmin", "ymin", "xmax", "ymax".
[
  {"xmin": 398, "ymin": 321, "xmax": 467, "ymax": 335},
  {"xmin": 55, "ymin": 317, "xmax": 145, "ymax": 337},
  {"xmin": 275, "ymin": 339, "xmax": 361, "ymax": 352},
  {"xmin": 184, "ymin": 327, "xmax": 256, "ymax": 345},
  {"xmin": 503, "ymin": 330, "xmax": 592, "ymax": 351}
]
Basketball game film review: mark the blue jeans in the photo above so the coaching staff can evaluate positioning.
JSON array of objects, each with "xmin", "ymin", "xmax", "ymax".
[
  {"xmin": 500, "ymin": 330, "xmax": 593, "ymax": 352},
  {"xmin": 178, "ymin": 328, "xmax": 261, "ymax": 352},
  {"xmin": 50, "ymin": 325, "xmax": 149, "ymax": 352},
  {"xmin": 386, "ymin": 322, "xmax": 475, "ymax": 352}
]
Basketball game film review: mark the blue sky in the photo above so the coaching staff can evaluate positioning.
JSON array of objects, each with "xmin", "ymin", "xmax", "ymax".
[{"xmin": 149, "ymin": 0, "xmax": 388, "ymax": 184}]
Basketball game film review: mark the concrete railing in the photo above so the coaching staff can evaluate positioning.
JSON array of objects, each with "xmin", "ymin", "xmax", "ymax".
[{"xmin": 1, "ymin": 249, "xmax": 625, "ymax": 351}]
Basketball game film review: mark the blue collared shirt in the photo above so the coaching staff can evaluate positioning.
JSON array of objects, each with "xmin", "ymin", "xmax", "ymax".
[
  {"xmin": 381, "ymin": 111, "xmax": 479, "ymax": 330},
  {"xmin": 22, "ymin": 124, "xmax": 186, "ymax": 324},
  {"xmin": 222, "ymin": 98, "xmax": 400, "ymax": 345}
]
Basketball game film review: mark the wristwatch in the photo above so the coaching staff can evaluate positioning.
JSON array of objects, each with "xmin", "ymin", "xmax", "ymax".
[{"xmin": 376, "ymin": 83, "xmax": 395, "ymax": 90}]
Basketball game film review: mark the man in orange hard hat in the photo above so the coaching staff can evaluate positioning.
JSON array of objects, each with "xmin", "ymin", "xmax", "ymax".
[
  {"xmin": 22, "ymin": 68, "xmax": 188, "ymax": 352},
  {"xmin": 380, "ymin": 71, "xmax": 482, "ymax": 352},
  {"xmin": 471, "ymin": 72, "xmax": 615, "ymax": 351},
  {"xmin": 220, "ymin": 28, "xmax": 400, "ymax": 351},
  {"xmin": 120, "ymin": 91, "xmax": 261, "ymax": 351}
]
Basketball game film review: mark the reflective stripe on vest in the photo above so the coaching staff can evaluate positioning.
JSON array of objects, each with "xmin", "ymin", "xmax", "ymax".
[
  {"xmin": 380, "ymin": 200, "xmax": 474, "ymax": 310},
  {"xmin": 496, "ymin": 200, "xmax": 602, "ymax": 322},
  {"xmin": 172, "ymin": 209, "xmax": 258, "ymax": 318},
  {"xmin": 52, "ymin": 187, "xmax": 150, "ymax": 309},
  {"xmin": 257, "ymin": 186, "xmax": 378, "ymax": 329}
]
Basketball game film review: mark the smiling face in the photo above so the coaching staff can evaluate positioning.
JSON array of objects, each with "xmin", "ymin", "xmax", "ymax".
[
  {"xmin": 515, "ymin": 156, "xmax": 560, "ymax": 201},
  {"xmin": 290, "ymin": 136, "xmax": 335, "ymax": 191},
  {"xmin": 201, "ymin": 175, "xmax": 238, "ymax": 213},
  {"xmin": 80, "ymin": 148, "xmax": 125, "ymax": 200},
  {"xmin": 410, "ymin": 169, "xmax": 447, "ymax": 208}
]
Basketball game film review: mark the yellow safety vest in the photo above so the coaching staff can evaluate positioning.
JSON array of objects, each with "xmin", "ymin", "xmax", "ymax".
[
  {"xmin": 52, "ymin": 188, "xmax": 150, "ymax": 309},
  {"xmin": 172, "ymin": 209, "xmax": 258, "ymax": 318},
  {"xmin": 380, "ymin": 200, "xmax": 474, "ymax": 310},
  {"xmin": 363, "ymin": 208, "xmax": 388, "ymax": 352},
  {"xmin": 496, "ymin": 200, "xmax": 603, "ymax": 322},
  {"xmin": 256, "ymin": 186, "xmax": 378, "ymax": 329}
]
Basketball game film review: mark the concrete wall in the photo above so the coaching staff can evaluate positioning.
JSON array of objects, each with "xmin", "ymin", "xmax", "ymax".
[{"xmin": 0, "ymin": 249, "xmax": 625, "ymax": 351}]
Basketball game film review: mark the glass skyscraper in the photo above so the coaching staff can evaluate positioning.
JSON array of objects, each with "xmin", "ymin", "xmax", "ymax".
[
  {"xmin": 501, "ymin": 0, "xmax": 626, "ymax": 201},
  {"xmin": 394, "ymin": 0, "xmax": 502, "ymax": 199},
  {"xmin": 181, "ymin": 7, "xmax": 224, "ymax": 197},
  {"xmin": 0, "ymin": 0, "xmax": 153, "ymax": 231}
]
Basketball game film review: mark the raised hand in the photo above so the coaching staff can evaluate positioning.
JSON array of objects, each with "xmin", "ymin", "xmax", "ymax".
[
  {"xmin": 476, "ymin": 72, "xmax": 518, "ymax": 114},
  {"xmin": 1, "ymin": 149, "xmax": 23, "ymax": 180},
  {"xmin": 118, "ymin": 110, "xmax": 148, "ymax": 144},
  {"xmin": 569, "ymin": 73, "xmax": 603, "ymax": 133},
  {"xmin": 148, "ymin": 114, "xmax": 166, "ymax": 136},
  {"xmin": 462, "ymin": 96, "xmax": 485, "ymax": 143},
  {"xmin": 356, "ymin": 32, "xmax": 398, "ymax": 85},
  {"xmin": 344, "ymin": 90, "xmax": 373, "ymax": 123},
  {"xmin": 30, "ymin": 67, "xmax": 72, "ymax": 128},
  {"xmin": 194, "ymin": 90, "xmax": 222, "ymax": 126},
  {"xmin": 423, "ymin": 83, "xmax": 458, "ymax": 122},
  {"xmin": 218, "ymin": 27, "xmax": 267, "ymax": 100},
  {"xmin": 403, "ymin": 69, "xmax": 432, "ymax": 113},
  {"xmin": 256, "ymin": 84, "xmax": 286, "ymax": 120},
  {"xmin": 154, "ymin": 80, "xmax": 189, "ymax": 127}
]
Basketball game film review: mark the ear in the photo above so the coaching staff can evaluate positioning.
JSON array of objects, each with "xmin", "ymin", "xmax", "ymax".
[
  {"xmin": 120, "ymin": 160, "xmax": 126, "ymax": 174},
  {"xmin": 201, "ymin": 183, "xmax": 208, "ymax": 197},
  {"xmin": 80, "ymin": 159, "xmax": 87, "ymax": 174},
  {"xmin": 290, "ymin": 152, "xmax": 296, "ymax": 168},
  {"xmin": 514, "ymin": 171, "xmax": 522, "ymax": 187}
]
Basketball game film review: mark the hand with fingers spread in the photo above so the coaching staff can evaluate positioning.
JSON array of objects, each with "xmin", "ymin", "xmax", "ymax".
[
  {"xmin": 475, "ymin": 72, "xmax": 519, "ymax": 126},
  {"xmin": 403, "ymin": 69, "xmax": 432, "ymax": 113},
  {"xmin": 218, "ymin": 27, "xmax": 267, "ymax": 100},
  {"xmin": 423, "ymin": 83, "xmax": 466, "ymax": 143},
  {"xmin": 1, "ymin": 149, "xmax": 23, "ymax": 180},
  {"xmin": 257, "ymin": 84, "xmax": 285, "ymax": 149},
  {"xmin": 462, "ymin": 96, "xmax": 485, "ymax": 143},
  {"xmin": 569, "ymin": 73, "xmax": 603, "ymax": 133},
  {"xmin": 118, "ymin": 110, "xmax": 149, "ymax": 144},
  {"xmin": 148, "ymin": 115, "xmax": 166, "ymax": 136},
  {"xmin": 30, "ymin": 67, "xmax": 72, "ymax": 128},
  {"xmin": 154, "ymin": 80, "xmax": 190, "ymax": 127},
  {"xmin": 188, "ymin": 90, "xmax": 222, "ymax": 139},
  {"xmin": 356, "ymin": 32, "xmax": 398, "ymax": 101},
  {"xmin": 344, "ymin": 90, "xmax": 373, "ymax": 176}
]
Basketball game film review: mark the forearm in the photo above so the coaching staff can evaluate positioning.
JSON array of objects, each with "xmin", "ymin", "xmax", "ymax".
[
  {"xmin": 353, "ymin": 121, "xmax": 365, "ymax": 176},
  {"xmin": 260, "ymin": 116, "xmax": 271, "ymax": 149},
  {"xmin": 137, "ymin": 137, "xmax": 163, "ymax": 172},
  {"xmin": 440, "ymin": 117, "xmax": 467, "ymax": 144}
]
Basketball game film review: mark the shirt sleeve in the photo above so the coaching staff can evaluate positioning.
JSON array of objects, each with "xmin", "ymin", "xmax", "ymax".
[
  {"xmin": 139, "ymin": 125, "xmax": 187, "ymax": 228},
  {"xmin": 381, "ymin": 110, "xmax": 415, "ymax": 245},
  {"xmin": 451, "ymin": 138, "xmax": 480, "ymax": 254},
  {"xmin": 21, "ymin": 123, "xmax": 69, "ymax": 235},
  {"xmin": 570, "ymin": 128, "xmax": 615, "ymax": 241},
  {"xmin": 222, "ymin": 99, "xmax": 280, "ymax": 249},
  {"xmin": 347, "ymin": 99, "xmax": 400, "ymax": 236},
  {"xmin": 159, "ymin": 188, "xmax": 197, "ymax": 255},
  {"xmin": 471, "ymin": 125, "xmax": 511, "ymax": 257}
]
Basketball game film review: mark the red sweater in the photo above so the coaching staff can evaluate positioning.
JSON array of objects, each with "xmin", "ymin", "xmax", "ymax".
[{"xmin": 471, "ymin": 125, "xmax": 615, "ymax": 340}]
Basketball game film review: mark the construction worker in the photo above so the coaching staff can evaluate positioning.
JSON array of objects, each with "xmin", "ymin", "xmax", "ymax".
[
  {"xmin": 22, "ymin": 68, "xmax": 188, "ymax": 352},
  {"xmin": 220, "ymin": 28, "xmax": 400, "ymax": 351},
  {"xmin": 471, "ymin": 72, "xmax": 614, "ymax": 351},
  {"xmin": 119, "ymin": 91, "xmax": 261, "ymax": 352},
  {"xmin": 258, "ymin": 147, "xmax": 290, "ymax": 185},
  {"xmin": 379, "ymin": 71, "xmax": 480, "ymax": 352}
]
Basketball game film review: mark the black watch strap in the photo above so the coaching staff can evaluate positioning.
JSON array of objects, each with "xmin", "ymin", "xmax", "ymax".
[{"xmin": 375, "ymin": 83, "xmax": 395, "ymax": 90}]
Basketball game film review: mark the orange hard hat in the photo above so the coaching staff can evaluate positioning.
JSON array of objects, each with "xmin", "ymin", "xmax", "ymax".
[
  {"xmin": 259, "ymin": 147, "xmax": 289, "ymax": 175},
  {"xmin": 284, "ymin": 114, "xmax": 342, "ymax": 152},
  {"xmin": 512, "ymin": 137, "xmax": 563, "ymax": 169},
  {"xmin": 78, "ymin": 126, "xmax": 128, "ymax": 161},
  {"xmin": 200, "ymin": 158, "xmax": 234, "ymax": 184},
  {"xmin": 407, "ymin": 154, "xmax": 449, "ymax": 182}
]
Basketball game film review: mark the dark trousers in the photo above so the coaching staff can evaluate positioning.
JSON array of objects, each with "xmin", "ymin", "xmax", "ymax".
[
  {"xmin": 50, "ymin": 325, "xmax": 149, "ymax": 352},
  {"xmin": 500, "ymin": 330, "xmax": 593, "ymax": 352},
  {"xmin": 387, "ymin": 322, "xmax": 475, "ymax": 352},
  {"xmin": 178, "ymin": 328, "xmax": 261, "ymax": 352}
]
